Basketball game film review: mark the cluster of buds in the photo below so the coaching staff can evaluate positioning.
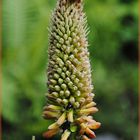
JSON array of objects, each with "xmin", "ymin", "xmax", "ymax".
[{"xmin": 43, "ymin": 0, "xmax": 101, "ymax": 139}]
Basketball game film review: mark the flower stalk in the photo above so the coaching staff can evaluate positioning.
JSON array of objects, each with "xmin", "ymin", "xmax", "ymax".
[{"xmin": 43, "ymin": 0, "xmax": 101, "ymax": 139}]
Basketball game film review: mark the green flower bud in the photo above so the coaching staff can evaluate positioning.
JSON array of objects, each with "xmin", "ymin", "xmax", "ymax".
[
  {"xmin": 50, "ymin": 79, "xmax": 57, "ymax": 85},
  {"xmin": 57, "ymin": 68, "xmax": 62, "ymax": 74},
  {"xmin": 54, "ymin": 73, "xmax": 60, "ymax": 79},
  {"xmin": 54, "ymin": 85, "xmax": 61, "ymax": 91},
  {"xmin": 56, "ymin": 98, "xmax": 62, "ymax": 104},
  {"xmin": 63, "ymin": 54, "xmax": 69, "ymax": 61},
  {"xmin": 76, "ymin": 91, "xmax": 81, "ymax": 96},
  {"xmin": 52, "ymin": 92, "xmax": 59, "ymax": 97},
  {"xmin": 60, "ymin": 91, "xmax": 65, "ymax": 97},
  {"xmin": 61, "ymin": 72, "xmax": 66, "ymax": 79},
  {"xmin": 69, "ymin": 96, "xmax": 75, "ymax": 104},
  {"xmin": 68, "ymin": 82, "xmax": 73, "ymax": 88},
  {"xmin": 74, "ymin": 102, "xmax": 80, "ymax": 108},
  {"xmin": 65, "ymin": 90, "xmax": 70, "ymax": 97},
  {"xmin": 58, "ymin": 78, "xmax": 63, "ymax": 84},
  {"xmin": 62, "ymin": 99, "xmax": 68, "ymax": 105},
  {"xmin": 63, "ymin": 67, "xmax": 67, "ymax": 72},
  {"xmin": 61, "ymin": 83, "xmax": 67, "ymax": 90},
  {"xmin": 66, "ymin": 71, "xmax": 71, "ymax": 76}
]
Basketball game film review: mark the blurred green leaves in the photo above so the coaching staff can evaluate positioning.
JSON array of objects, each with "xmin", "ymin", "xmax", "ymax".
[
  {"xmin": 2, "ymin": 0, "xmax": 138, "ymax": 140},
  {"xmin": 2, "ymin": 0, "xmax": 53, "ymax": 138}
]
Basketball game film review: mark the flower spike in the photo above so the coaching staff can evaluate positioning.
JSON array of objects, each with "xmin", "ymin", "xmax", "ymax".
[{"xmin": 43, "ymin": 0, "xmax": 100, "ymax": 139}]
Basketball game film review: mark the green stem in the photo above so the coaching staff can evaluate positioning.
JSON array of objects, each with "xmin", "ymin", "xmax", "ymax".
[
  {"xmin": 70, "ymin": 133, "xmax": 76, "ymax": 140},
  {"xmin": 32, "ymin": 136, "xmax": 35, "ymax": 140}
]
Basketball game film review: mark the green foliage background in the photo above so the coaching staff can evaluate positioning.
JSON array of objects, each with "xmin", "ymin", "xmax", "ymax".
[{"xmin": 2, "ymin": 0, "xmax": 138, "ymax": 140}]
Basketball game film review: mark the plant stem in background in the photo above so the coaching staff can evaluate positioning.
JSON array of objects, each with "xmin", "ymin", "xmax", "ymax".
[
  {"xmin": 43, "ymin": 0, "xmax": 101, "ymax": 139},
  {"xmin": 32, "ymin": 136, "xmax": 35, "ymax": 140}
]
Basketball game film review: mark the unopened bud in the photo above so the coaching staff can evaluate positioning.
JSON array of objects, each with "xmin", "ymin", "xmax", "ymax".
[
  {"xmin": 48, "ymin": 122, "xmax": 59, "ymax": 130},
  {"xmin": 82, "ymin": 135, "xmax": 90, "ymax": 140},
  {"xmin": 65, "ymin": 90, "xmax": 70, "ymax": 97},
  {"xmin": 69, "ymin": 96, "xmax": 75, "ymax": 104},
  {"xmin": 55, "ymin": 85, "xmax": 61, "ymax": 91},
  {"xmin": 61, "ymin": 130, "xmax": 71, "ymax": 140},
  {"xmin": 58, "ymin": 78, "xmax": 63, "ymax": 84},
  {"xmin": 62, "ymin": 99, "xmax": 68, "ymax": 105},
  {"xmin": 67, "ymin": 110, "xmax": 74, "ymax": 122},
  {"xmin": 43, "ymin": 129, "xmax": 59, "ymax": 138},
  {"xmin": 79, "ymin": 107, "xmax": 98, "ymax": 115},
  {"xmin": 57, "ymin": 112, "xmax": 66, "ymax": 126},
  {"xmin": 85, "ymin": 127, "xmax": 96, "ymax": 139},
  {"xmin": 82, "ymin": 102, "xmax": 96, "ymax": 109}
]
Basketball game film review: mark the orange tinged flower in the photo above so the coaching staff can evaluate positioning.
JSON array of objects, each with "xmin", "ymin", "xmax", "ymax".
[
  {"xmin": 82, "ymin": 135, "xmax": 90, "ymax": 140},
  {"xmin": 43, "ymin": 111, "xmax": 60, "ymax": 119},
  {"xmin": 43, "ymin": 129, "xmax": 59, "ymax": 138},
  {"xmin": 82, "ymin": 102, "xmax": 96, "ymax": 109},
  {"xmin": 79, "ymin": 123, "xmax": 87, "ymax": 135},
  {"xmin": 88, "ymin": 122, "xmax": 101, "ymax": 130},
  {"xmin": 79, "ymin": 107, "xmax": 98, "ymax": 115},
  {"xmin": 85, "ymin": 127, "xmax": 96, "ymax": 138}
]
